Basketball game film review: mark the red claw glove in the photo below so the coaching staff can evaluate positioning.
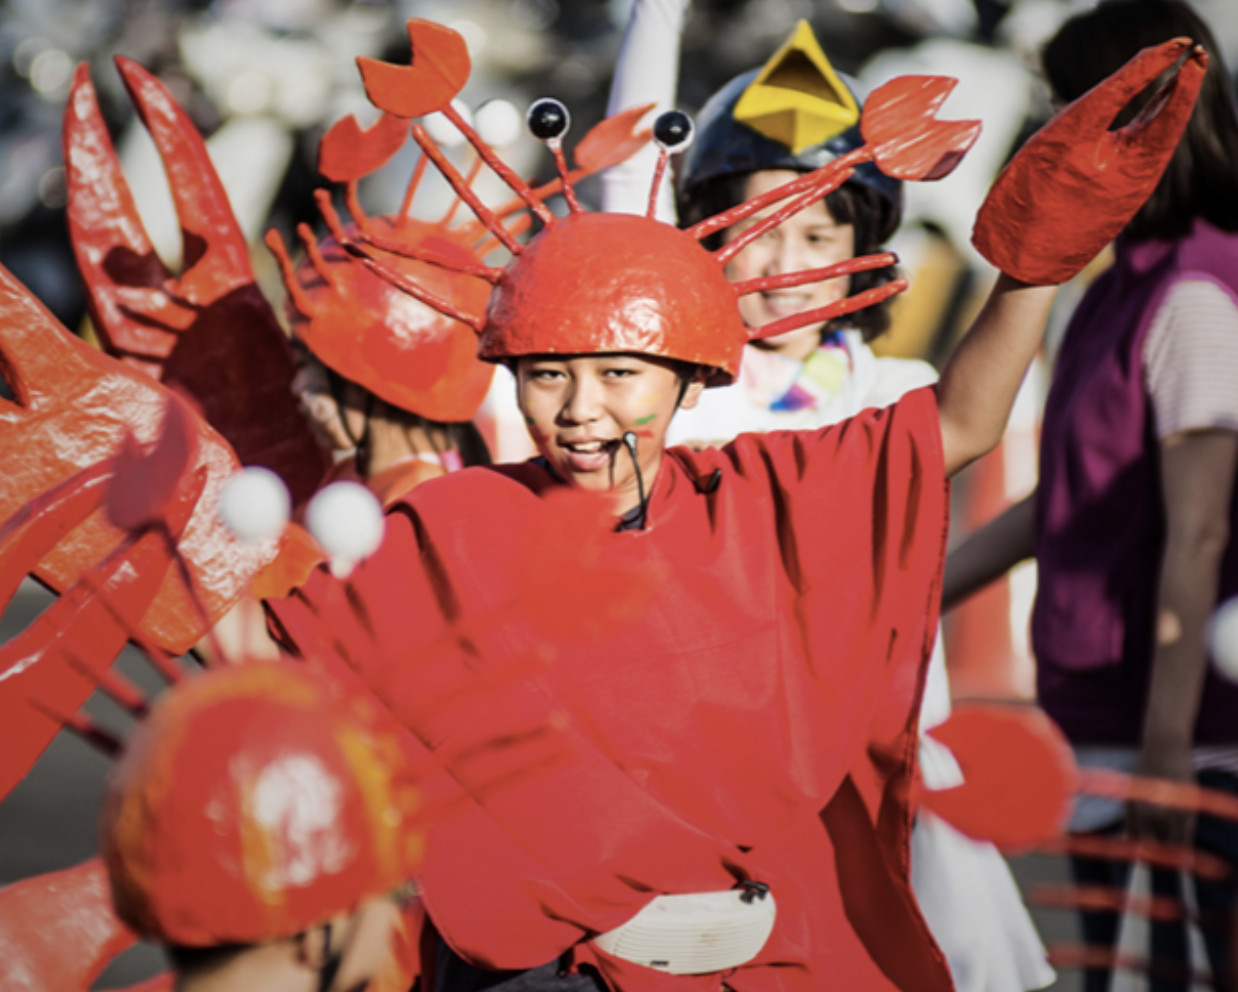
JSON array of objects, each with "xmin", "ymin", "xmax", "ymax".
[{"xmin": 973, "ymin": 38, "xmax": 1206, "ymax": 285}]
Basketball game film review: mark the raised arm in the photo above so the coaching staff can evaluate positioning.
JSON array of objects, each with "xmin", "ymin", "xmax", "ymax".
[
  {"xmin": 937, "ymin": 279, "xmax": 1055, "ymax": 476},
  {"xmin": 600, "ymin": 0, "xmax": 690, "ymax": 220},
  {"xmin": 937, "ymin": 38, "xmax": 1205, "ymax": 477}
]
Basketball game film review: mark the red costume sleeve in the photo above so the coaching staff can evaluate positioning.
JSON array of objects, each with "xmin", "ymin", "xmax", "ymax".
[{"xmin": 266, "ymin": 388, "xmax": 951, "ymax": 991}]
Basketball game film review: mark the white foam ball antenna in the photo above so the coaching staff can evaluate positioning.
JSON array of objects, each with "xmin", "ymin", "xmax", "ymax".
[
  {"xmin": 475, "ymin": 99, "xmax": 522, "ymax": 149},
  {"xmin": 217, "ymin": 466, "xmax": 291, "ymax": 545},
  {"xmin": 1209, "ymin": 597, "xmax": 1238, "ymax": 682},
  {"xmin": 423, "ymin": 100, "xmax": 472, "ymax": 149},
  {"xmin": 305, "ymin": 481, "xmax": 385, "ymax": 578}
]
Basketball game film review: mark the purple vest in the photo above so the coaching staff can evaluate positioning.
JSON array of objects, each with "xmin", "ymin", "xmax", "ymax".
[{"xmin": 1034, "ymin": 220, "xmax": 1238, "ymax": 745}]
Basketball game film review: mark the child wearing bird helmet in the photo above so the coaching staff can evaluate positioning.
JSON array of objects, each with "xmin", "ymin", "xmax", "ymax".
[{"xmin": 267, "ymin": 16, "xmax": 1205, "ymax": 992}]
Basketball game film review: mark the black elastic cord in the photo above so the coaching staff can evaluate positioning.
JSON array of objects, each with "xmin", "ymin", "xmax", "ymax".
[{"xmin": 621, "ymin": 431, "xmax": 648, "ymax": 530}]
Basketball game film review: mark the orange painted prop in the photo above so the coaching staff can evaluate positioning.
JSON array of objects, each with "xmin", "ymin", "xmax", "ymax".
[
  {"xmin": 63, "ymin": 57, "xmax": 328, "ymax": 504},
  {"xmin": 973, "ymin": 38, "xmax": 1205, "ymax": 284}
]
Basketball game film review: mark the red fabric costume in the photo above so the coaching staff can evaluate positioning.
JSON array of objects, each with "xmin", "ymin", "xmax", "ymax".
[{"xmin": 269, "ymin": 386, "xmax": 951, "ymax": 991}]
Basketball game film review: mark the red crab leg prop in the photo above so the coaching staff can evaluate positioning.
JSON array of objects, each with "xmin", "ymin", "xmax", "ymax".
[
  {"xmin": 0, "ymin": 859, "xmax": 140, "ymax": 992},
  {"xmin": 63, "ymin": 57, "xmax": 328, "ymax": 505},
  {"xmin": 974, "ymin": 38, "xmax": 1206, "ymax": 284},
  {"xmin": 0, "ymin": 263, "xmax": 275, "ymax": 654},
  {"xmin": 0, "ymin": 407, "xmax": 204, "ymax": 799}
]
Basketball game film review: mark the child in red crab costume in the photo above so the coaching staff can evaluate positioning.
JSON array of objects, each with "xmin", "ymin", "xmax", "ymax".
[{"xmin": 267, "ymin": 20, "xmax": 1205, "ymax": 992}]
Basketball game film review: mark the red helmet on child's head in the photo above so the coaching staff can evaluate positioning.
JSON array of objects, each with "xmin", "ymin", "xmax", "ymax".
[
  {"xmin": 100, "ymin": 663, "xmax": 420, "ymax": 947},
  {"xmin": 478, "ymin": 212, "xmax": 748, "ymax": 384}
]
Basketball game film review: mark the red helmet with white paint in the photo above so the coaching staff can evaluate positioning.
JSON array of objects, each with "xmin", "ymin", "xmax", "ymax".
[{"xmin": 100, "ymin": 663, "xmax": 419, "ymax": 946}]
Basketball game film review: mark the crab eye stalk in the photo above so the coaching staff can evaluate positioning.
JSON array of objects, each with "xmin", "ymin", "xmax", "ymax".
[
  {"xmin": 527, "ymin": 97, "xmax": 581, "ymax": 214},
  {"xmin": 646, "ymin": 110, "xmax": 695, "ymax": 219},
  {"xmin": 653, "ymin": 110, "xmax": 693, "ymax": 154},
  {"xmin": 527, "ymin": 98, "xmax": 571, "ymax": 143}
]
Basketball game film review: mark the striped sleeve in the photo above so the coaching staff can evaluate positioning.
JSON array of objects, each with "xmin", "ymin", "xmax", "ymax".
[{"xmin": 1143, "ymin": 278, "xmax": 1238, "ymax": 438}]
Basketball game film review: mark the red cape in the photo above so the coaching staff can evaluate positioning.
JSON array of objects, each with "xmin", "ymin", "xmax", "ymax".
[{"xmin": 269, "ymin": 387, "xmax": 952, "ymax": 992}]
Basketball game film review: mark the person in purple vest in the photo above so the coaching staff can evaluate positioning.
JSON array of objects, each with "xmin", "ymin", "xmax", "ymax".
[{"xmin": 943, "ymin": 1, "xmax": 1238, "ymax": 987}]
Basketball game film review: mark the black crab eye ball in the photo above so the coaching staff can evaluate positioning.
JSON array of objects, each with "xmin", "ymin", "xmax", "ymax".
[
  {"xmin": 653, "ymin": 110, "xmax": 693, "ymax": 153},
  {"xmin": 527, "ymin": 98, "xmax": 571, "ymax": 142}
]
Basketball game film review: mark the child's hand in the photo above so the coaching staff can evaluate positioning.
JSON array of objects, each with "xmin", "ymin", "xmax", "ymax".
[{"xmin": 972, "ymin": 38, "xmax": 1206, "ymax": 286}]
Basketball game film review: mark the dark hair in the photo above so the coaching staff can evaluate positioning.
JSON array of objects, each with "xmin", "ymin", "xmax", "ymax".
[
  {"xmin": 677, "ymin": 173, "xmax": 900, "ymax": 342},
  {"xmin": 166, "ymin": 942, "xmax": 248, "ymax": 975},
  {"xmin": 1041, "ymin": 0, "xmax": 1238, "ymax": 239},
  {"xmin": 326, "ymin": 368, "xmax": 493, "ymax": 474}
]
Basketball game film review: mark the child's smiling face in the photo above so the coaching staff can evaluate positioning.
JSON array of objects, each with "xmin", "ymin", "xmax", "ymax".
[
  {"xmin": 723, "ymin": 170, "xmax": 856, "ymax": 362},
  {"xmin": 515, "ymin": 353, "xmax": 705, "ymax": 513}
]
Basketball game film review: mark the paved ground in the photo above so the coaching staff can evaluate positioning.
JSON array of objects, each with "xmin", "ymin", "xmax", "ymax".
[{"xmin": 0, "ymin": 578, "xmax": 1084, "ymax": 990}]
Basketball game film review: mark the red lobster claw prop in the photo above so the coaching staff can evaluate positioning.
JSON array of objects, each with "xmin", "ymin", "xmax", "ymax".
[
  {"xmin": 63, "ymin": 57, "xmax": 328, "ymax": 505},
  {"xmin": 0, "ymin": 395, "xmax": 225, "ymax": 799},
  {"xmin": 0, "ymin": 264, "xmax": 275, "ymax": 655},
  {"xmin": 919, "ymin": 703, "xmax": 1078, "ymax": 852},
  {"xmin": 974, "ymin": 38, "xmax": 1206, "ymax": 285}
]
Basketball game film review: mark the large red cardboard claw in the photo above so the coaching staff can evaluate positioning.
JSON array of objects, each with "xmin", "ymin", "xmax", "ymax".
[
  {"xmin": 0, "ymin": 263, "xmax": 274, "ymax": 653},
  {"xmin": 861, "ymin": 76, "xmax": 981, "ymax": 182},
  {"xmin": 973, "ymin": 38, "xmax": 1205, "ymax": 285},
  {"xmin": 920, "ymin": 703, "xmax": 1077, "ymax": 852},
  {"xmin": 64, "ymin": 58, "xmax": 328, "ymax": 506},
  {"xmin": 357, "ymin": 19, "xmax": 470, "ymax": 119},
  {"xmin": 0, "ymin": 460, "xmax": 204, "ymax": 801},
  {"xmin": 105, "ymin": 398, "xmax": 196, "ymax": 534}
]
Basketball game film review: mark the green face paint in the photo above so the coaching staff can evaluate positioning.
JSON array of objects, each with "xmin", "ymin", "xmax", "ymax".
[{"xmin": 635, "ymin": 412, "xmax": 658, "ymax": 425}]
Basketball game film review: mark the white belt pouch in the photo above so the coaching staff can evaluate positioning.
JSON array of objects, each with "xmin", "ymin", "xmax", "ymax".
[{"xmin": 591, "ymin": 887, "xmax": 777, "ymax": 975}]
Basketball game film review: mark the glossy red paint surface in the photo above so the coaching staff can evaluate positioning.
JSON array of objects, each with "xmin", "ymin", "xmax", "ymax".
[
  {"xmin": 860, "ymin": 75, "xmax": 982, "ymax": 182},
  {"xmin": 102, "ymin": 663, "xmax": 422, "ymax": 946},
  {"xmin": 973, "ymin": 38, "xmax": 1206, "ymax": 285},
  {"xmin": 0, "ymin": 441, "xmax": 202, "ymax": 800},
  {"xmin": 0, "ymin": 268, "xmax": 275, "ymax": 653},
  {"xmin": 279, "ymin": 216, "xmax": 495, "ymax": 422},
  {"xmin": 63, "ymin": 58, "xmax": 328, "ymax": 505},
  {"xmin": 0, "ymin": 859, "xmax": 138, "ymax": 992},
  {"xmin": 480, "ymin": 213, "xmax": 749, "ymax": 383}
]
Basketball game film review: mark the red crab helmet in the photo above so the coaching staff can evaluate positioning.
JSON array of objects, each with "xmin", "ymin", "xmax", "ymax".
[
  {"xmin": 100, "ymin": 663, "xmax": 420, "ymax": 947},
  {"xmin": 478, "ymin": 212, "xmax": 747, "ymax": 384},
  {"xmin": 290, "ymin": 216, "xmax": 495, "ymax": 423},
  {"xmin": 322, "ymin": 19, "xmax": 988, "ymax": 390}
]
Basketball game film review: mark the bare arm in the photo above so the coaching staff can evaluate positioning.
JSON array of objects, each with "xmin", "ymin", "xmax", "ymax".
[
  {"xmin": 1128, "ymin": 428, "xmax": 1238, "ymax": 842},
  {"xmin": 936, "ymin": 275, "xmax": 1057, "ymax": 477},
  {"xmin": 941, "ymin": 491, "xmax": 1036, "ymax": 611},
  {"xmin": 600, "ymin": 0, "xmax": 689, "ymax": 220}
]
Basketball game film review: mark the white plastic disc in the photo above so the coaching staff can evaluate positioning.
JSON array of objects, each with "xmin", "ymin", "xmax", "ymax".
[
  {"xmin": 217, "ymin": 466, "xmax": 291, "ymax": 545},
  {"xmin": 304, "ymin": 481, "xmax": 385, "ymax": 576}
]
